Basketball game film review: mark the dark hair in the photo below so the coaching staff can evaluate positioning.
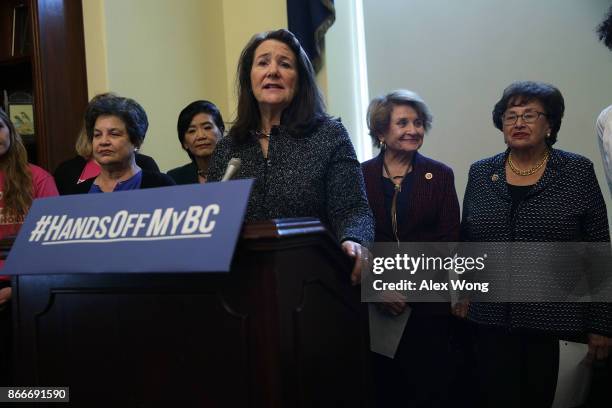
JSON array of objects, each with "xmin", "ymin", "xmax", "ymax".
[
  {"xmin": 366, "ymin": 89, "xmax": 433, "ymax": 147},
  {"xmin": 597, "ymin": 6, "xmax": 612, "ymax": 51},
  {"xmin": 230, "ymin": 29, "xmax": 328, "ymax": 142},
  {"xmin": 492, "ymin": 81, "xmax": 564, "ymax": 146},
  {"xmin": 177, "ymin": 100, "xmax": 225, "ymax": 161},
  {"xmin": 84, "ymin": 93, "xmax": 148, "ymax": 147}
]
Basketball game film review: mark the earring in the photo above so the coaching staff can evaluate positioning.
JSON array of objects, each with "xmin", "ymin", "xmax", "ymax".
[
  {"xmin": 379, "ymin": 140, "xmax": 386, "ymax": 150},
  {"xmin": 546, "ymin": 131, "xmax": 551, "ymax": 138}
]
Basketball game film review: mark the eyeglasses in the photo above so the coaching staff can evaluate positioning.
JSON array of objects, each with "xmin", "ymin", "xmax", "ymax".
[{"xmin": 502, "ymin": 111, "xmax": 547, "ymax": 126}]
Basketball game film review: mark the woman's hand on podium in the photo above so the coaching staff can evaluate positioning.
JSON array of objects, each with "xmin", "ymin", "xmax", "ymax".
[
  {"xmin": 342, "ymin": 240, "xmax": 370, "ymax": 285},
  {"xmin": 0, "ymin": 287, "xmax": 11, "ymax": 305}
]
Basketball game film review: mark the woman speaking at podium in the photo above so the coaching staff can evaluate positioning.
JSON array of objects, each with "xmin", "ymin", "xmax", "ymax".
[{"xmin": 208, "ymin": 29, "xmax": 374, "ymax": 283}]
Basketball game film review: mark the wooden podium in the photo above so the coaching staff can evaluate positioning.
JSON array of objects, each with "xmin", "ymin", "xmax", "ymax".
[{"xmin": 9, "ymin": 219, "xmax": 370, "ymax": 407}]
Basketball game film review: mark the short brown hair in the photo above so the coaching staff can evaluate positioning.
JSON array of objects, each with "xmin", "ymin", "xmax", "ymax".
[{"xmin": 366, "ymin": 89, "xmax": 433, "ymax": 147}]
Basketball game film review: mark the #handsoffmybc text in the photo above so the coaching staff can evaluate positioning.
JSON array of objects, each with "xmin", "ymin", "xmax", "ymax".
[{"xmin": 28, "ymin": 204, "xmax": 220, "ymax": 245}]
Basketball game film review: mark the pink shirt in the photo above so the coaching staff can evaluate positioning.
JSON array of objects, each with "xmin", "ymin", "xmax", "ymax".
[
  {"xmin": 0, "ymin": 164, "xmax": 59, "ymax": 277},
  {"xmin": 79, "ymin": 159, "xmax": 101, "ymax": 184}
]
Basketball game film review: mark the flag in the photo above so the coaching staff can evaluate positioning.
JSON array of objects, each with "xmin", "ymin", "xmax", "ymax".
[{"xmin": 287, "ymin": 0, "xmax": 335, "ymax": 72}]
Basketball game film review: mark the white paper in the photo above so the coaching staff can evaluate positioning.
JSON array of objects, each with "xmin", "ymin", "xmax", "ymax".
[
  {"xmin": 368, "ymin": 303, "xmax": 411, "ymax": 358},
  {"xmin": 552, "ymin": 341, "xmax": 591, "ymax": 408}
]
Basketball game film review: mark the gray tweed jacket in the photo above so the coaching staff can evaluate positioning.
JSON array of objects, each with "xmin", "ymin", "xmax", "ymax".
[{"xmin": 207, "ymin": 118, "xmax": 374, "ymax": 245}]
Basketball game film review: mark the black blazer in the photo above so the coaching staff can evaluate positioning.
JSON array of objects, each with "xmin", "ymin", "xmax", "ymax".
[
  {"xmin": 167, "ymin": 162, "xmax": 198, "ymax": 185},
  {"xmin": 54, "ymin": 154, "xmax": 160, "ymax": 195},
  {"xmin": 72, "ymin": 170, "xmax": 175, "ymax": 194}
]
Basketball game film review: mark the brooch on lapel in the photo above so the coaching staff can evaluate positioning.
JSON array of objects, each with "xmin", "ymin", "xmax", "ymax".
[
  {"xmin": 425, "ymin": 172, "xmax": 433, "ymax": 180},
  {"xmin": 491, "ymin": 174, "xmax": 499, "ymax": 182}
]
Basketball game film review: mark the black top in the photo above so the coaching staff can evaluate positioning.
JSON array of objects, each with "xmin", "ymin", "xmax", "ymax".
[
  {"xmin": 381, "ymin": 172, "xmax": 415, "ymax": 232},
  {"xmin": 71, "ymin": 170, "xmax": 175, "ymax": 194},
  {"xmin": 507, "ymin": 183, "xmax": 533, "ymax": 216},
  {"xmin": 167, "ymin": 162, "xmax": 199, "ymax": 185},
  {"xmin": 54, "ymin": 154, "xmax": 160, "ymax": 195}
]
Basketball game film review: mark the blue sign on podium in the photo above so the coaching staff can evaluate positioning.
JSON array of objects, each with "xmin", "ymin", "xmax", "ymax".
[{"xmin": 4, "ymin": 179, "xmax": 253, "ymax": 275}]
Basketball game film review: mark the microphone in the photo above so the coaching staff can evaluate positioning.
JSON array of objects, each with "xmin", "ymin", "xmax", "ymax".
[{"xmin": 221, "ymin": 158, "xmax": 242, "ymax": 181}]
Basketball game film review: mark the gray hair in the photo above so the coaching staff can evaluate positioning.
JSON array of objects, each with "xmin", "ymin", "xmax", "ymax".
[{"xmin": 366, "ymin": 89, "xmax": 433, "ymax": 147}]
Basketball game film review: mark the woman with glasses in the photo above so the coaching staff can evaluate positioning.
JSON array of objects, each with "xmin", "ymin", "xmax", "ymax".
[
  {"xmin": 460, "ymin": 81, "xmax": 611, "ymax": 407},
  {"xmin": 361, "ymin": 89, "xmax": 460, "ymax": 407}
]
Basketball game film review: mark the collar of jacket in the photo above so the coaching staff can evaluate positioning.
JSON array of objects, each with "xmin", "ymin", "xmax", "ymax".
[
  {"xmin": 487, "ymin": 147, "xmax": 567, "ymax": 201},
  {"xmin": 373, "ymin": 149, "xmax": 424, "ymax": 174},
  {"xmin": 365, "ymin": 150, "xmax": 426, "ymax": 239}
]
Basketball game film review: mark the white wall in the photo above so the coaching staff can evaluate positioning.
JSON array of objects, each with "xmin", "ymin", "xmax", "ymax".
[
  {"xmin": 326, "ymin": 0, "xmax": 371, "ymax": 160},
  {"xmin": 102, "ymin": 0, "xmax": 229, "ymax": 172},
  {"xmin": 342, "ymin": 0, "xmax": 612, "ymax": 227},
  {"xmin": 82, "ymin": 0, "xmax": 109, "ymax": 97},
  {"xmin": 220, "ymin": 0, "xmax": 287, "ymax": 119}
]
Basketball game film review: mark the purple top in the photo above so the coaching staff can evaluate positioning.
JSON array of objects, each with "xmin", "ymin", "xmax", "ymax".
[{"xmin": 89, "ymin": 171, "xmax": 143, "ymax": 193}]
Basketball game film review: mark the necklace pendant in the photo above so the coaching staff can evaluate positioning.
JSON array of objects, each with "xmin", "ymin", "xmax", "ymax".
[{"xmin": 255, "ymin": 130, "xmax": 271, "ymax": 139}]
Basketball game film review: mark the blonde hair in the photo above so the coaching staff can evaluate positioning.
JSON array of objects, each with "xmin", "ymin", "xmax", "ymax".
[
  {"xmin": 0, "ymin": 109, "xmax": 33, "ymax": 217},
  {"xmin": 74, "ymin": 125, "xmax": 92, "ymax": 159}
]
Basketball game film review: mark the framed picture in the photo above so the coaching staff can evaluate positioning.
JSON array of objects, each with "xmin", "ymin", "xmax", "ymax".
[{"xmin": 8, "ymin": 103, "xmax": 34, "ymax": 136}]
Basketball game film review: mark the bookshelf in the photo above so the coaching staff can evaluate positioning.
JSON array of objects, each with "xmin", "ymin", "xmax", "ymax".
[{"xmin": 0, "ymin": 0, "xmax": 88, "ymax": 172}]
